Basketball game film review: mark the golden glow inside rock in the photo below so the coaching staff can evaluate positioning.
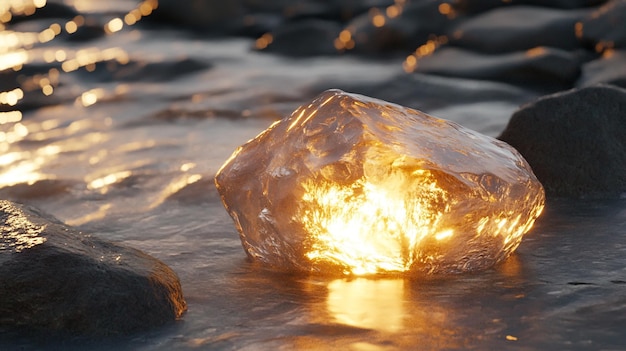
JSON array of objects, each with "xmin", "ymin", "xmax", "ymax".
[{"xmin": 215, "ymin": 89, "xmax": 545, "ymax": 275}]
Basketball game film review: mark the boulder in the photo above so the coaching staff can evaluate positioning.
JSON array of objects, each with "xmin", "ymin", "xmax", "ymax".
[
  {"xmin": 498, "ymin": 85, "xmax": 626, "ymax": 198},
  {"xmin": 0, "ymin": 201, "xmax": 186, "ymax": 335},
  {"xmin": 579, "ymin": 0, "xmax": 626, "ymax": 50},
  {"xmin": 345, "ymin": 0, "xmax": 457, "ymax": 55},
  {"xmin": 261, "ymin": 19, "xmax": 341, "ymax": 57},
  {"xmin": 414, "ymin": 46, "xmax": 584, "ymax": 91},
  {"xmin": 448, "ymin": 6, "xmax": 588, "ymax": 53}
]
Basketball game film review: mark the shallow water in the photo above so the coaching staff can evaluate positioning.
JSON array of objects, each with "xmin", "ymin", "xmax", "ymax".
[{"xmin": 2, "ymin": 1, "xmax": 626, "ymax": 350}]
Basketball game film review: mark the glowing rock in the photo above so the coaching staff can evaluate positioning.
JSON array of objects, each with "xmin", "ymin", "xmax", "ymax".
[{"xmin": 215, "ymin": 89, "xmax": 544, "ymax": 275}]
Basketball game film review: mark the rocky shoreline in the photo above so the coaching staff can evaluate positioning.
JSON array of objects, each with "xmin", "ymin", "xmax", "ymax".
[{"xmin": 1, "ymin": 0, "xmax": 625, "ymax": 343}]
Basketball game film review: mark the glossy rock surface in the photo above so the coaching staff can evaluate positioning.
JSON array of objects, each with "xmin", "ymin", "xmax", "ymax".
[
  {"xmin": 215, "ymin": 90, "xmax": 545, "ymax": 275},
  {"xmin": 0, "ymin": 200, "xmax": 187, "ymax": 335}
]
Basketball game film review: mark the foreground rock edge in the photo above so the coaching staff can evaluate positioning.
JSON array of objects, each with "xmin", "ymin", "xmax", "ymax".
[
  {"xmin": 499, "ymin": 84, "xmax": 626, "ymax": 199},
  {"xmin": 0, "ymin": 200, "xmax": 187, "ymax": 336}
]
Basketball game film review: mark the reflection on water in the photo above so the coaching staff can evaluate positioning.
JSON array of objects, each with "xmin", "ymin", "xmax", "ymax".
[
  {"xmin": 0, "ymin": 201, "xmax": 46, "ymax": 252},
  {"xmin": 0, "ymin": 145, "xmax": 59, "ymax": 187},
  {"xmin": 327, "ymin": 278, "xmax": 405, "ymax": 332}
]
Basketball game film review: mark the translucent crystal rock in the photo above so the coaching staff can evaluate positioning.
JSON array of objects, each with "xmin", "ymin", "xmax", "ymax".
[{"xmin": 215, "ymin": 89, "xmax": 545, "ymax": 275}]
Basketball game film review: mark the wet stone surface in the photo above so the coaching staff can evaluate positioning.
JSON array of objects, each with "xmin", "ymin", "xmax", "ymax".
[{"xmin": 0, "ymin": 200, "xmax": 187, "ymax": 336}]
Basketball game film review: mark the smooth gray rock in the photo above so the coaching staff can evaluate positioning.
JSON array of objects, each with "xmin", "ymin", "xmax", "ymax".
[
  {"xmin": 345, "ymin": 0, "xmax": 457, "ymax": 54},
  {"xmin": 0, "ymin": 201, "xmax": 187, "ymax": 335},
  {"xmin": 261, "ymin": 19, "xmax": 341, "ymax": 57},
  {"xmin": 577, "ymin": 50, "xmax": 626, "ymax": 88},
  {"xmin": 448, "ymin": 6, "xmax": 588, "ymax": 53},
  {"xmin": 414, "ymin": 46, "xmax": 583, "ymax": 91},
  {"xmin": 498, "ymin": 85, "xmax": 626, "ymax": 198},
  {"xmin": 580, "ymin": 0, "xmax": 626, "ymax": 50},
  {"xmin": 151, "ymin": 0, "xmax": 244, "ymax": 33}
]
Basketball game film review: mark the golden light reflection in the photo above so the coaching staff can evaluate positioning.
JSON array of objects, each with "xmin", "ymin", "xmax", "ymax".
[
  {"xmin": 66, "ymin": 203, "xmax": 112, "ymax": 226},
  {"xmin": 65, "ymin": 20, "xmax": 78, "ymax": 33},
  {"xmin": 301, "ymin": 166, "xmax": 449, "ymax": 275},
  {"xmin": 386, "ymin": 5, "xmax": 401, "ymax": 18},
  {"xmin": 0, "ymin": 50, "xmax": 28, "ymax": 71},
  {"xmin": 574, "ymin": 22, "xmax": 583, "ymax": 39},
  {"xmin": 334, "ymin": 29, "xmax": 355, "ymax": 51},
  {"xmin": 0, "ymin": 0, "xmax": 46, "ymax": 19},
  {"xmin": 334, "ymin": 0, "xmax": 409, "ymax": 52},
  {"xmin": 78, "ymin": 88, "xmax": 104, "ymax": 107},
  {"xmin": 327, "ymin": 278, "xmax": 405, "ymax": 332},
  {"xmin": 525, "ymin": 46, "xmax": 546, "ymax": 58},
  {"xmin": 372, "ymin": 14, "xmax": 386, "ymax": 28},
  {"xmin": 403, "ymin": 35, "xmax": 448, "ymax": 73},
  {"xmin": 0, "ymin": 111, "xmax": 22, "ymax": 124},
  {"xmin": 0, "ymin": 88, "xmax": 24, "ymax": 106},
  {"xmin": 150, "ymin": 173, "xmax": 203, "ymax": 209},
  {"xmin": 0, "ymin": 144, "xmax": 61, "ymax": 188},
  {"xmin": 105, "ymin": 18, "xmax": 124, "ymax": 34},
  {"xmin": 595, "ymin": 40, "xmax": 614, "ymax": 53},
  {"xmin": 0, "ymin": 200, "xmax": 46, "ymax": 252},
  {"xmin": 437, "ymin": 2, "xmax": 456, "ymax": 18},
  {"xmin": 0, "ymin": 0, "xmax": 156, "ymax": 106},
  {"xmin": 87, "ymin": 170, "xmax": 132, "ymax": 191},
  {"xmin": 255, "ymin": 33, "xmax": 273, "ymax": 50},
  {"xmin": 603, "ymin": 48, "xmax": 615, "ymax": 59},
  {"xmin": 180, "ymin": 162, "xmax": 196, "ymax": 172},
  {"xmin": 0, "ymin": 122, "xmax": 28, "ymax": 145}
]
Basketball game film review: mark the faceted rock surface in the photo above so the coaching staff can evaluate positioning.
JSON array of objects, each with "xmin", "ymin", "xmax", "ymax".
[
  {"xmin": 216, "ymin": 90, "xmax": 545, "ymax": 275},
  {"xmin": 0, "ymin": 200, "xmax": 187, "ymax": 336},
  {"xmin": 499, "ymin": 85, "xmax": 626, "ymax": 198}
]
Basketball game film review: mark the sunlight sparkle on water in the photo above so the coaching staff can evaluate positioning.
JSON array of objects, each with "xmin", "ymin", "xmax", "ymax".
[{"xmin": 327, "ymin": 278, "xmax": 405, "ymax": 332}]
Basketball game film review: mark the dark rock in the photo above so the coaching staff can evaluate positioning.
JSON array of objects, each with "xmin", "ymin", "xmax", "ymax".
[
  {"xmin": 0, "ymin": 200, "xmax": 187, "ymax": 335},
  {"xmin": 579, "ymin": 0, "xmax": 626, "ymax": 50},
  {"xmin": 234, "ymin": 13, "xmax": 284, "ymax": 38},
  {"xmin": 345, "ymin": 0, "xmax": 458, "ymax": 55},
  {"xmin": 498, "ymin": 85, "xmax": 626, "ymax": 198},
  {"xmin": 261, "ymin": 19, "xmax": 341, "ymax": 57},
  {"xmin": 414, "ymin": 46, "xmax": 584, "ymax": 91},
  {"xmin": 151, "ymin": 0, "xmax": 244, "ymax": 33},
  {"xmin": 454, "ymin": 0, "xmax": 608, "ymax": 14},
  {"xmin": 577, "ymin": 50, "xmax": 626, "ymax": 88},
  {"xmin": 448, "ymin": 6, "xmax": 588, "ymax": 53}
]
